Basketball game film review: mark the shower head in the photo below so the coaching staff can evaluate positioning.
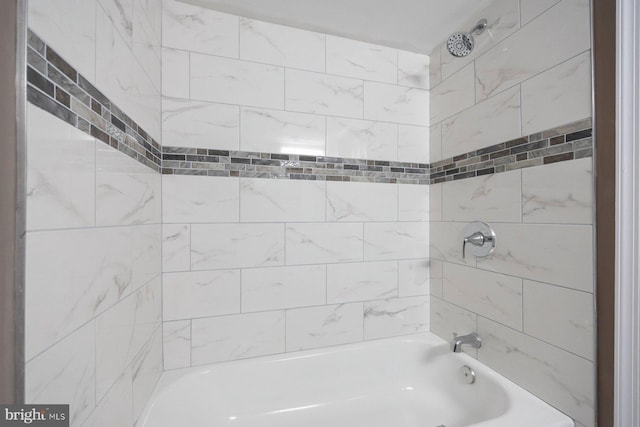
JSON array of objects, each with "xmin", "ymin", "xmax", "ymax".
[{"xmin": 446, "ymin": 19, "xmax": 488, "ymax": 58}]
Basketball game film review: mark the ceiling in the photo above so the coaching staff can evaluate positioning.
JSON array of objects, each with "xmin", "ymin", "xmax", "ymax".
[{"xmin": 183, "ymin": 0, "xmax": 496, "ymax": 54}]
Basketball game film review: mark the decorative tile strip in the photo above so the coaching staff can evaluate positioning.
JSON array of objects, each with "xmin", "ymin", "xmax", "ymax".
[{"xmin": 26, "ymin": 30, "xmax": 161, "ymax": 172}]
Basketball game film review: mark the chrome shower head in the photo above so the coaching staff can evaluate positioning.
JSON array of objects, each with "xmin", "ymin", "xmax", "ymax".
[{"xmin": 446, "ymin": 19, "xmax": 488, "ymax": 58}]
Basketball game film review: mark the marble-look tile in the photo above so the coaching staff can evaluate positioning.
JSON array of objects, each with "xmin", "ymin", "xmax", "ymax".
[
  {"xmin": 429, "ymin": 222, "xmax": 476, "ymax": 267},
  {"xmin": 327, "ymin": 261, "xmax": 398, "ymax": 303},
  {"xmin": 95, "ymin": 277, "xmax": 161, "ymax": 400},
  {"xmin": 190, "ymin": 53, "xmax": 284, "ymax": 109},
  {"xmin": 132, "ymin": 327, "xmax": 162, "ymax": 421},
  {"xmin": 475, "ymin": 0, "xmax": 591, "ymax": 101},
  {"xmin": 239, "ymin": 18, "xmax": 325, "ymax": 72},
  {"xmin": 477, "ymin": 223, "xmax": 593, "ymax": 292},
  {"xmin": 25, "ymin": 322, "xmax": 95, "ymax": 427},
  {"xmin": 429, "ymin": 123, "xmax": 442, "ymax": 163},
  {"xmin": 428, "ymin": 46, "xmax": 442, "ymax": 88},
  {"xmin": 285, "ymin": 69, "xmax": 363, "ymax": 118},
  {"xmin": 82, "ymin": 370, "xmax": 132, "ymax": 427},
  {"xmin": 162, "ymin": 98, "xmax": 240, "ymax": 150},
  {"xmin": 137, "ymin": 0, "xmax": 162, "ymax": 42},
  {"xmin": 521, "ymin": 51, "xmax": 592, "ymax": 135},
  {"xmin": 191, "ymin": 223, "xmax": 284, "ymax": 270},
  {"xmin": 96, "ymin": 144, "xmax": 161, "ymax": 226},
  {"xmin": 398, "ymin": 51, "xmax": 429, "ymax": 89},
  {"xmin": 286, "ymin": 303, "xmax": 363, "ymax": 351},
  {"xmin": 162, "ymin": 224, "xmax": 190, "ymax": 272},
  {"xmin": 441, "ymin": 169, "xmax": 521, "ymax": 222},
  {"xmin": 399, "ymin": 184, "xmax": 429, "ymax": 221},
  {"xmin": 162, "ymin": 175, "xmax": 239, "ymax": 223},
  {"xmin": 364, "ymin": 82, "xmax": 429, "ymax": 126},
  {"xmin": 162, "ymin": 0, "xmax": 238, "ymax": 57},
  {"xmin": 522, "ymin": 157, "xmax": 593, "ymax": 224},
  {"xmin": 240, "ymin": 107, "xmax": 325, "ymax": 155},
  {"xmin": 429, "ymin": 259, "xmax": 443, "ymax": 298},
  {"xmin": 163, "ymin": 270, "xmax": 240, "ymax": 320},
  {"xmin": 430, "ymin": 296, "xmax": 477, "ymax": 357},
  {"xmin": 364, "ymin": 296, "xmax": 429, "ymax": 340},
  {"xmin": 326, "ymin": 35, "xmax": 397, "ymax": 83},
  {"xmin": 99, "ymin": 0, "xmax": 134, "ymax": 46},
  {"xmin": 429, "ymin": 183, "xmax": 442, "ymax": 221},
  {"xmin": 161, "ymin": 48, "xmax": 189, "ymax": 98},
  {"xmin": 430, "ymin": 63, "xmax": 475, "ymax": 124},
  {"xmin": 327, "ymin": 181, "xmax": 397, "ymax": 222},
  {"xmin": 286, "ymin": 223, "xmax": 363, "ymax": 265},
  {"xmin": 191, "ymin": 311, "xmax": 285, "ymax": 364},
  {"xmin": 443, "ymin": 263, "xmax": 523, "ymax": 330},
  {"xmin": 442, "ymin": 86, "xmax": 521, "ymax": 159},
  {"xmin": 397, "ymin": 125, "xmax": 429, "ymax": 163},
  {"xmin": 326, "ymin": 117, "xmax": 398, "ymax": 160},
  {"xmin": 28, "ymin": 0, "xmax": 96, "ymax": 82},
  {"xmin": 521, "ymin": 0, "xmax": 563, "ymax": 24},
  {"xmin": 364, "ymin": 222, "xmax": 429, "ymax": 261},
  {"xmin": 26, "ymin": 104, "xmax": 96, "ymax": 231},
  {"xmin": 240, "ymin": 178, "xmax": 325, "ymax": 222},
  {"xmin": 242, "ymin": 265, "xmax": 326, "ymax": 312},
  {"xmin": 478, "ymin": 317, "xmax": 594, "ymax": 426},
  {"xmin": 523, "ymin": 280, "xmax": 594, "ymax": 360},
  {"xmin": 130, "ymin": 224, "xmax": 161, "ymax": 288},
  {"xmin": 398, "ymin": 258, "xmax": 430, "ymax": 297},
  {"xmin": 163, "ymin": 320, "xmax": 191, "ymax": 370}
]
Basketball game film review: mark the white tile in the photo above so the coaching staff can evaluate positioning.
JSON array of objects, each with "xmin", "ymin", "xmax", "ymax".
[
  {"xmin": 475, "ymin": 0, "xmax": 591, "ymax": 101},
  {"xmin": 240, "ymin": 107, "xmax": 325, "ymax": 155},
  {"xmin": 82, "ymin": 370, "xmax": 132, "ymax": 427},
  {"xmin": 162, "ymin": 0, "xmax": 238, "ymax": 57},
  {"xmin": 326, "ymin": 117, "xmax": 398, "ymax": 161},
  {"xmin": 442, "ymin": 86, "xmax": 521, "ymax": 159},
  {"xmin": 430, "ymin": 63, "xmax": 474, "ymax": 124},
  {"xmin": 430, "ymin": 296, "xmax": 477, "ymax": 356},
  {"xmin": 242, "ymin": 265, "xmax": 326, "ymax": 312},
  {"xmin": 286, "ymin": 303, "xmax": 363, "ymax": 351},
  {"xmin": 163, "ymin": 270, "xmax": 240, "ymax": 320},
  {"xmin": 398, "ymin": 51, "xmax": 429, "ymax": 89},
  {"xmin": 190, "ymin": 53, "xmax": 284, "ymax": 109},
  {"xmin": 477, "ymin": 223, "xmax": 594, "ymax": 292},
  {"xmin": 364, "ymin": 82, "xmax": 428, "ymax": 126},
  {"xmin": 132, "ymin": 327, "xmax": 162, "ymax": 421},
  {"xmin": 364, "ymin": 296, "xmax": 429, "ymax": 340},
  {"xmin": 191, "ymin": 223, "xmax": 284, "ymax": 270},
  {"xmin": 364, "ymin": 222, "xmax": 429, "ymax": 261},
  {"xmin": 478, "ymin": 317, "xmax": 594, "ymax": 426},
  {"xmin": 240, "ymin": 18, "xmax": 325, "ymax": 72},
  {"xmin": 521, "ymin": 0, "xmax": 563, "ymax": 25},
  {"xmin": 286, "ymin": 223, "xmax": 363, "ymax": 265},
  {"xmin": 399, "ymin": 184, "xmax": 429, "ymax": 221},
  {"xmin": 443, "ymin": 263, "xmax": 523, "ymax": 330},
  {"xmin": 398, "ymin": 125, "xmax": 429, "ymax": 163},
  {"xmin": 521, "ymin": 52, "xmax": 592, "ymax": 135},
  {"xmin": 398, "ymin": 258, "xmax": 430, "ymax": 297},
  {"xmin": 96, "ymin": 144, "xmax": 161, "ymax": 226},
  {"xmin": 191, "ymin": 311, "xmax": 285, "ymax": 364},
  {"xmin": 240, "ymin": 178, "xmax": 325, "ymax": 222},
  {"xmin": 162, "ymin": 224, "xmax": 190, "ymax": 272},
  {"xmin": 429, "ymin": 183, "xmax": 442, "ymax": 221},
  {"xmin": 429, "ymin": 259, "xmax": 443, "ymax": 298},
  {"xmin": 442, "ymin": 169, "xmax": 522, "ymax": 222},
  {"xmin": 162, "ymin": 98, "xmax": 240, "ymax": 150},
  {"xmin": 522, "ymin": 157, "xmax": 593, "ymax": 224},
  {"xmin": 161, "ymin": 48, "xmax": 189, "ymax": 98},
  {"xmin": 285, "ymin": 69, "xmax": 363, "ymax": 118},
  {"xmin": 429, "ymin": 123, "xmax": 442, "ymax": 163},
  {"xmin": 327, "ymin": 181, "xmax": 397, "ymax": 222},
  {"xmin": 162, "ymin": 175, "xmax": 239, "ymax": 223},
  {"xmin": 429, "ymin": 222, "xmax": 476, "ymax": 267},
  {"xmin": 138, "ymin": 0, "xmax": 162, "ymax": 42},
  {"xmin": 429, "ymin": 46, "xmax": 442, "ymax": 88},
  {"xmin": 130, "ymin": 224, "xmax": 162, "ymax": 288},
  {"xmin": 25, "ymin": 322, "xmax": 95, "ymax": 427},
  {"xmin": 524, "ymin": 280, "xmax": 594, "ymax": 360},
  {"xmin": 98, "ymin": 0, "xmax": 134, "ymax": 46},
  {"xmin": 132, "ymin": 0, "xmax": 162, "ymax": 92},
  {"xmin": 327, "ymin": 261, "xmax": 398, "ymax": 303},
  {"xmin": 26, "ymin": 104, "xmax": 96, "ymax": 231},
  {"xmin": 28, "ymin": 0, "xmax": 96, "ymax": 81},
  {"xmin": 326, "ymin": 36, "xmax": 397, "ymax": 83},
  {"xmin": 163, "ymin": 320, "xmax": 191, "ymax": 370}
]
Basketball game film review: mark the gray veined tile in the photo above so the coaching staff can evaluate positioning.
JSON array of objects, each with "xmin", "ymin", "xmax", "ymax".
[
  {"xmin": 397, "ymin": 50, "xmax": 430, "ymax": 89},
  {"xmin": 326, "ymin": 117, "xmax": 398, "ymax": 161},
  {"xmin": 286, "ymin": 223, "xmax": 363, "ymax": 265},
  {"xmin": 327, "ymin": 181, "xmax": 397, "ymax": 222},
  {"xmin": 364, "ymin": 222, "xmax": 429, "ymax": 261},
  {"xmin": 430, "ymin": 62, "xmax": 475, "ymax": 124},
  {"xmin": 327, "ymin": 261, "xmax": 398, "ymax": 303},
  {"xmin": 364, "ymin": 296, "xmax": 429, "ymax": 340},
  {"xmin": 398, "ymin": 258, "xmax": 430, "ymax": 297},
  {"xmin": 286, "ymin": 303, "xmax": 364, "ymax": 351},
  {"xmin": 364, "ymin": 82, "xmax": 429, "ymax": 126},
  {"xmin": 326, "ymin": 35, "xmax": 397, "ymax": 83},
  {"xmin": 163, "ymin": 320, "xmax": 191, "ymax": 370},
  {"xmin": 429, "ymin": 296, "xmax": 477, "ymax": 357},
  {"xmin": 162, "ymin": 224, "xmax": 190, "ymax": 273},
  {"xmin": 398, "ymin": 125, "xmax": 429, "ymax": 164},
  {"xmin": 132, "ymin": 327, "xmax": 163, "ymax": 421}
]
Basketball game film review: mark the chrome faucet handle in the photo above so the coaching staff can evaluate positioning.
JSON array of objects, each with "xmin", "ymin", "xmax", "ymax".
[
  {"xmin": 462, "ymin": 231, "xmax": 488, "ymax": 259},
  {"xmin": 461, "ymin": 222, "xmax": 496, "ymax": 259}
]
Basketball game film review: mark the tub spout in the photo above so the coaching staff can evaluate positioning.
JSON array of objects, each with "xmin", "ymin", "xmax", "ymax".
[{"xmin": 451, "ymin": 332, "xmax": 482, "ymax": 353}]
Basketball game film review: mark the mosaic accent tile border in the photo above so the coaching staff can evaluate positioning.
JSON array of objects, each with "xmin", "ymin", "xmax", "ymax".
[{"xmin": 26, "ymin": 30, "xmax": 161, "ymax": 172}]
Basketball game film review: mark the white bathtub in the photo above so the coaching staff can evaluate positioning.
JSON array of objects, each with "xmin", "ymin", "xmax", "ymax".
[{"xmin": 138, "ymin": 333, "xmax": 573, "ymax": 427}]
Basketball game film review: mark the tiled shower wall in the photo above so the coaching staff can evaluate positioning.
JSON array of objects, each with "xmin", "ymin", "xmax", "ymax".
[
  {"xmin": 25, "ymin": 0, "xmax": 162, "ymax": 426},
  {"xmin": 428, "ymin": 0, "xmax": 595, "ymax": 426},
  {"xmin": 160, "ymin": 0, "xmax": 432, "ymax": 369}
]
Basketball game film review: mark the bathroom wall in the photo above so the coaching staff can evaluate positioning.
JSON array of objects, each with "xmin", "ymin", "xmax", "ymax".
[
  {"xmin": 428, "ymin": 0, "xmax": 594, "ymax": 426},
  {"xmin": 160, "ymin": 0, "xmax": 432, "ymax": 369},
  {"xmin": 25, "ymin": 0, "xmax": 163, "ymax": 426}
]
